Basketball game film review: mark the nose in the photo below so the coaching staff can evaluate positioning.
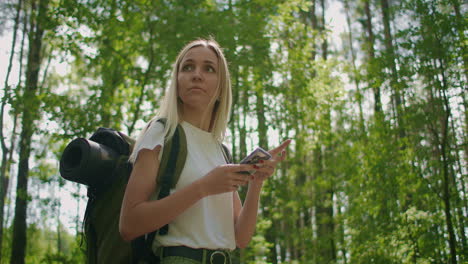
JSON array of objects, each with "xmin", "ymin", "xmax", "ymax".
[{"xmin": 192, "ymin": 67, "xmax": 203, "ymax": 81}]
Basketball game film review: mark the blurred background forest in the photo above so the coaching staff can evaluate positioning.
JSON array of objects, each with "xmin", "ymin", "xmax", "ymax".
[{"xmin": 0, "ymin": 0, "xmax": 466, "ymax": 263}]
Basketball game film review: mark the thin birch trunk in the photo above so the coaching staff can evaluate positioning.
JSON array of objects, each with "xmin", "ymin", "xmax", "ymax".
[
  {"xmin": 128, "ymin": 17, "xmax": 156, "ymax": 135},
  {"xmin": 380, "ymin": 0, "xmax": 406, "ymax": 138},
  {"xmin": 343, "ymin": 0, "xmax": 365, "ymax": 131},
  {"xmin": 10, "ymin": 0, "xmax": 49, "ymax": 263},
  {"xmin": 0, "ymin": 0, "xmax": 23, "ymax": 259}
]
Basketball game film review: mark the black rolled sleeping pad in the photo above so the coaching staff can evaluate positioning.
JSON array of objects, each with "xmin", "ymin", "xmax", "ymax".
[{"xmin": 59, "ymin": 128, "xmax": 131, "ymax": 192}]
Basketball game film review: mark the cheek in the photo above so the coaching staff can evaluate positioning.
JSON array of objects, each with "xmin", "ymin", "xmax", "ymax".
[
  {"xmin": 177, "ymin": 74, "xmax": 184, "ymax": 85},
  {"xmin": 207, "ymin": 76, "xmax": 219, "ymax": 93},
  {"xmin": 177, "ymin": 75, "xmax": 188, "ymax": 90}
]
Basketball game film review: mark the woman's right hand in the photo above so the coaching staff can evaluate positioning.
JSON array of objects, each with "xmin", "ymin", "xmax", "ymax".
[{"xmin": 199, "ymin": 164, "xmax": 255, "ymax": 196}]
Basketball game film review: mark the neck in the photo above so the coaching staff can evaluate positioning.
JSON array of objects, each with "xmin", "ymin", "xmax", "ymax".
[{"xmin": 182, "ymin": 105, "xmax": 214, "ymax": 131}]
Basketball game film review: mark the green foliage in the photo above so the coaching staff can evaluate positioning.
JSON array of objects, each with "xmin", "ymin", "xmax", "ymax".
[
  {"xmin": 0, "ymin": 224, "xmax": 85, "ymax": 264},
  {"xmin": 243, "ymin": 219, "xmax": 274, "ymax": 264}
]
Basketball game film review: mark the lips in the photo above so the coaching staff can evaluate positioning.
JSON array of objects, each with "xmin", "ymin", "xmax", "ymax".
[{"xmin": 189, "ymin": 86, "xmax": 204, "ymax": 92}]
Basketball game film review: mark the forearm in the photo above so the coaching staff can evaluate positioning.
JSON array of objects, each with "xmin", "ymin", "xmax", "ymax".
[
  {"xmin": 234, "ymin": 181, "xmax": 263, "ymax": 248},
  {"xmin": 119, "ymin": 179, "xmax": 204, "ymax": 241}
]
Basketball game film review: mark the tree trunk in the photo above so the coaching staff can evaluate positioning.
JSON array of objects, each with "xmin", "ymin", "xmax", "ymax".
[
  {"xmin": 1, "ymin": 0, "xmax": 23, "ymax": 259},
  {"xmin": 320, "ymin": 0, "xmax": 327, "ymax": 60},
  {"xmin": 449, "ymin": 116, "xmax": 467, "ymax": 252},
  {"xmin": 449, "ymin": 0, "xmax": 468, "ymax": 82},
  {"xmin": 237, "ymin": 70, "xmax": 248, "ymax": 263},
  {"xmin": 343, "ymin": 0, "xmax": 365, "ymax": 130},
  {"xmin": 438, "ymin": 60, "xmax": 459, "ymax": 264},
  {"xmin": 337, "ymin": 194, "xmax": 347, "ymax": 264},
  {"xmin": 239, "ymin": 74, "xmax": 248, "ymax": 158},
  {"xmin": 128, "ymin": 17, "xmax": 156, "ymax": 135},
  {"xmin": 230, "ymin": 65, "xmax": 240, "ymax": 161},
  {"xmin": 310, "ymin": 0, "xmax": 317, "ymax": 60},
  {"xmin": 439, "ymin": 117, "xmax": 458, "ymax": 264},
  {"xmin": 380, "ymin": 0, "xmax": 405, "ymax": 138},
  {"xmin": 10, "ymin": 0, "xmax": 48, "ymax": 263},
  {"xmin": 314, "ymin": 144, "xmax": 336, "ymax": 263},
  {"xmin": 426, "ymin": 51, "xmax": 458, "ymax": 263},
  {"xmin": 56, "ymin": 202, "xmax": 62, "ymax": 253},
  {"xmin": 256, "ymin": 89, "xmax": 268, "ymax": 150},
  {"xmin": 316, "ymin": 1, "xmax": 336, "ymax": 262},
  {"xmin": 363, "ymin": 0, "xmax": 382, "ymax": 114},
  {"xmin": 5, "ymin": 5, "xmax": 28, "ymax": 245},
  {"xmin": 75, "ymin": 184, "xmax": 81, "ymax": 235},
  {"xmin": 96, "ymin": 0, "xmax": 122, "ymax": 128},
  {"xmin": 449, "ymin": 0, "xmax": 468, "ymax": 180}
]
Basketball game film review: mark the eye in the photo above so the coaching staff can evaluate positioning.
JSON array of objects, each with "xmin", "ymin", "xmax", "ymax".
[
  {"xmin": 181, "ymin": 64, "xmax": 194, "ymax": 72},
  {"xmin": 205, "ymin": 65, "xmax": 216, "ymax": 73}
]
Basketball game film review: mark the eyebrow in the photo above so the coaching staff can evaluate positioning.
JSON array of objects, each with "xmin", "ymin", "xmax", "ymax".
[{"xmin": 182, "ymin": 59, "xmax": 217, "ymax": 65}]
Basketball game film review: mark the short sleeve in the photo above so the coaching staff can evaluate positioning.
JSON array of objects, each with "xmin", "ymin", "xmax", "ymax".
[{"xmin": 130, "ymin": 121, "xmax": 165, "ymax": 163}]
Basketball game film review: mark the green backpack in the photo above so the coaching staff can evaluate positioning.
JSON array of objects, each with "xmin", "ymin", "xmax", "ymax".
[{"xmin": 59, "ymin": 120, "xmax": 232, "ymax": 263}]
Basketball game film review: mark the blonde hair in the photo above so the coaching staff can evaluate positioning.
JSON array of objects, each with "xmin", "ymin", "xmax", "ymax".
[{"xmin": 129, "ymin": 39, "xmax": 232, "ymax": 163}]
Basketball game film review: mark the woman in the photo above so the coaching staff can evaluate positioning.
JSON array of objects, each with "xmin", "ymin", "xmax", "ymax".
[{"xmin": 119, "ymin": 39, "xmax": 291, "ymax": 263}]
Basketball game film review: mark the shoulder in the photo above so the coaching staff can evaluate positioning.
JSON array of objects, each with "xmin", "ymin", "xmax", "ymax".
[
  {"xmin": 140, "ymin": 120, "xmax": 166, "ymax": 148},
  {"xmin": 146, "ymin": 120, "xmax": 165, "ymax": 137},
  {"xmin": 129, "ymin": 120, "xmax": 166, "ymax": 163}
]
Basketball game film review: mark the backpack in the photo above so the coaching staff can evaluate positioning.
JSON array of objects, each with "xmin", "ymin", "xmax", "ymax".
[{"xmin": 59, "ymin": 120, "xmax": 232, "ymax": 263}]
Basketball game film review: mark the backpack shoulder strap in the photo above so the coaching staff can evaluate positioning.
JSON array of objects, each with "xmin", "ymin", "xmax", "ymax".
[
  {"xmin": 154, "ymin": 120, "xmax": 187, "ymax": 235},
  {"xmin": 156, "ymin": 121, "xmax": 187, "ymax": 190}
]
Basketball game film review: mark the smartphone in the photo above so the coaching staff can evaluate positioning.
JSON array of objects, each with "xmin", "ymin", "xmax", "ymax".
[{"xmin": 238, "ymin": 147, "xmax": 272, "ymax": 174}]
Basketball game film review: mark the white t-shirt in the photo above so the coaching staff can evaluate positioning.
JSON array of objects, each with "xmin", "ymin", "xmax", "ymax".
[{"xmin": 132, "ymin": 121, "xmax": 236, "ymax": 250}]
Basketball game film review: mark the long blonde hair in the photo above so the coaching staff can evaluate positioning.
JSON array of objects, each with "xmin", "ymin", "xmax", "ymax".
[{"xmin": 129, "ymin": 39, "xmax": 232, "ymax": 163}]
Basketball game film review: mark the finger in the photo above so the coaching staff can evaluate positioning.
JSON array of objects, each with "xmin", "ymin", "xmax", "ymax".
[
  {"xmin": 231, "ymin": 174, "xmax": 252, "ymax": 184},
  {"xmin": 258, "ymin": 160, "xmax": 280, "ymax": 171},
  {"xmin": 232, "ymin": 179, "xmax": 249, "ymax": 186},
  {"xmin": 258, "ymin": 159, "xmax": 274, "ymax": 167},
  {"xmin": 232, "ymin": 172, "xmax": 252, "ymax": 180},
  {"xmin": 254, "ymin": 166, "xmax": 274, "ymax": 175},
  {"xmin": 226, "ymin": 164, "xmax": 256, "ymax": 173},
  {"xmin": 152, "ymin": 144, "xmax": 162, "ymax": 153},
  {"xmin": 269, "ymin": 139, "xmax": 292, "ymax": 156},
  {"xmin": 279, "ymin": 150, "xmax": 287, "ymax": 161},
  {"xmin": 265, "ymin": 149, "xmax": 287, "ymax": 164}
]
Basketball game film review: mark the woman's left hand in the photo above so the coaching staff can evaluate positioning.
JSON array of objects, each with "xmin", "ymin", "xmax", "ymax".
[{"xmin": 251, "ymin": 139, "xmax": 292, "ymax": 183}]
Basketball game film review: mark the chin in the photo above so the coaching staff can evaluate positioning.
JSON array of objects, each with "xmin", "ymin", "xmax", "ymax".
[
  {"xmin": 182, "ymin": 96, "xmax": 213, "ymax": 106},
  {"xmin": 184, "ymin": 100, "xmax": 213, "ymax": 110}
]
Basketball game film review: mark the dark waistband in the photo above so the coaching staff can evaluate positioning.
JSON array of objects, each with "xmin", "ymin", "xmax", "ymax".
[{"xmin": 162, "ymin": 246, "xmax": 231, "ymax": 264}]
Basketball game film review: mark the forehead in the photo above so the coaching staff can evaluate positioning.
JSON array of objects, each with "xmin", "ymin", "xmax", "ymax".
[{"xmin": 181, "ymin": 46, "xmax": 218, "ymax": 64}]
